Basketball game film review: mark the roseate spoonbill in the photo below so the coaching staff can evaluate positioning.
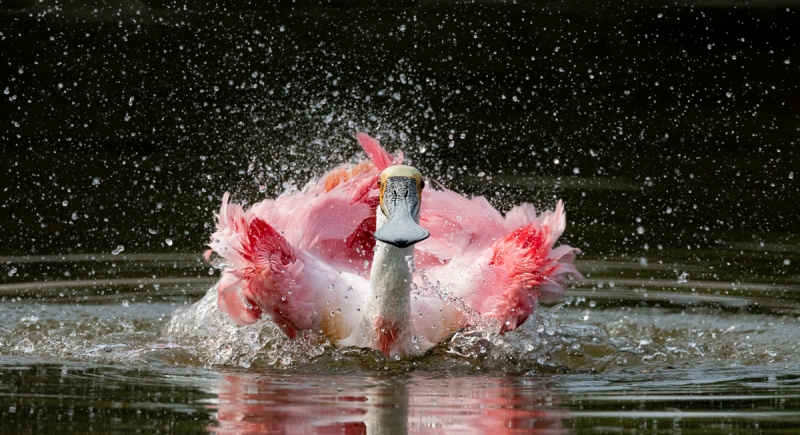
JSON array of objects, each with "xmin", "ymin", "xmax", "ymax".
[{"xmin": 206, "ymin": 133, "xmax": 581, "ymax": 358}]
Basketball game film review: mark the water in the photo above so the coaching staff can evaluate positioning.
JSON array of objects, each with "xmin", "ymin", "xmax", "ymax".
[{"xmin": 2, "ymin": 0, "xmax": 800, "ymax": 432}]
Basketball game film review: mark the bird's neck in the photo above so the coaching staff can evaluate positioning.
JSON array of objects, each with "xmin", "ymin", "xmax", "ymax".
[
  {"xmin": 367, "ymin": 209, "xmax": 416, "ymax": 353},
  {"xmin": 368, "ymin": 240, "xmax": 413, "ymax": 325}
]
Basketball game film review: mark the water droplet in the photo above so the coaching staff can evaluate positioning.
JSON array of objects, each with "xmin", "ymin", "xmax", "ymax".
[
  {"xmin": 573, "ymin": 167, "xmax": 580, "ymax": 174},
  {"xmin": 148, "ymin": 229, "xmax": 157, "ymax": 234},
  {"xmin": 122, "ymin": 300, "xmax": 130, "ymax": 307},
  {"xmin": 785, "ymin": 59, "xmax": 791, "ymax": 65},
  {"xmin": 112, "ymin": 245, "xmax": 124, "ymax": 255},
  {"xmin": 637, "ymin": 226, "xmax": 645, "ymax": 235},
  {"xmin": 165, "ymin": 239, "xmax": 173, "ymax": 246},
  {"xmin": 784, "ymin": 259, "xmax": 791, "ymax": 266},
  {"xmin": 258, "ymin": 185, "xmax": 267, "ymax": 193},
  {"xmin": 677, "ymin": 272, "xmax": 689, "ymax": 283},
  {"xmin": 128, "ymin": 96, "xmax": 134, "ymax": 106},
  {"xmin": 8, "ymin": 267, "xmax": 17, "ymax": 277},
  {"xmin": 62, "ymin": 200, "xmax": 68, "ymax": 207}
]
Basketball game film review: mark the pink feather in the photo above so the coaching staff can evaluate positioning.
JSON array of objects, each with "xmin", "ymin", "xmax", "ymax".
[
  {"xmin": 356, "ymin": 132, "xmax": 396, "ymax": 170},
  {"xmin": 206, "ymin": 133, "xmax": 582, "ymax": 353}
]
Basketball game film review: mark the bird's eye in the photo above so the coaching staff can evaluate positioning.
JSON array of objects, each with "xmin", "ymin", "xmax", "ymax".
[
  {"xmin": 419, "ymin": 179, "xmax": 425, "ymax": 190},
  {"xmin": 376, "ymin": 179, "xmax": 381, "ymax": 188}
]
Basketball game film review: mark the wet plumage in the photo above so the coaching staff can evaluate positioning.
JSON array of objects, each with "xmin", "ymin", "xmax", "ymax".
[{"xmin": 207, "ymin": 133, "xmax": 582, "ymax": 358}]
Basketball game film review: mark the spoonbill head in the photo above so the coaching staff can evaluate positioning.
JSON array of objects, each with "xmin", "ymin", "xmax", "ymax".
[{"xmin": 374, "ymin": 165, "xmax": 430, "ymax": 249}]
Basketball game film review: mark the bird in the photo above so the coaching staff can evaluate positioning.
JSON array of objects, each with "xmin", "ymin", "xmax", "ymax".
[{"xmin": 206, "ymin": 133, "xmax": 581, "ymax": 358}]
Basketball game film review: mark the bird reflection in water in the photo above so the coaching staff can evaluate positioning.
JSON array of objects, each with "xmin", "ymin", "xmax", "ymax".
[{"xmin": 209, "ymin": 373, "xmax": 568, "ymax": 434}]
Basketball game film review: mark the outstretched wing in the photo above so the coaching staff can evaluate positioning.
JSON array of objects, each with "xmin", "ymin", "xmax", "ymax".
[
  {"xmin": 415, "ymin": 187, "xmax": 507, "ymax": 267},
  {"xmin": 416, "ymin": 196, "xmax": 582, "ymax": 333},
  {"xmin": 207, "ymin": 134, "xmax": 400, "ymax": 335}
]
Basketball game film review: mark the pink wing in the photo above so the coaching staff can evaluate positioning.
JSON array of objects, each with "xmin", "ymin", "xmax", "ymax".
[
  {"xmin": 416, "ymin": 197, "xmax": 582, "ymax": 333},
  {"xmin": 207, "ymin": 134, "xmax": 401, "ymax": 333},
  {"xmin": 206, "ymin": 132, "xmax": 580, "ymax": 339},
  {"xmin": 415, "ymin": 188, "xmax": 507, "ymax": 267}
]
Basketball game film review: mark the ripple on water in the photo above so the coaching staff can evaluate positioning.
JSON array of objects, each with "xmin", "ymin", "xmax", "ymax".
[
  {"xmin": 162, "ymin": 272, "xmax": 800, "ymax": 373},
  {"xmin": 1, "ymin": 255, "xmax": 798, "ymax": 375}
]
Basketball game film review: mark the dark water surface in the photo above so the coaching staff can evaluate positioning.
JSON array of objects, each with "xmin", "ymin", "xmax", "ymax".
[{"xmin": 1, "ymin": 0, "xmax": 800, "ymax": 433}]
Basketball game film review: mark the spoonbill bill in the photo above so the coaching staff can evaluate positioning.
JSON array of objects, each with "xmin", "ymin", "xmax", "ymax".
[{"xmin": 206, "ymin": 133, "xmax": 581, "ymax": 358}]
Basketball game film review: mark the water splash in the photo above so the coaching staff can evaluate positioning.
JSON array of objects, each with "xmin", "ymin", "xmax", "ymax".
[{"xmin": 163, "ymin": 286, "xmax": 335, "ymax": 368}]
